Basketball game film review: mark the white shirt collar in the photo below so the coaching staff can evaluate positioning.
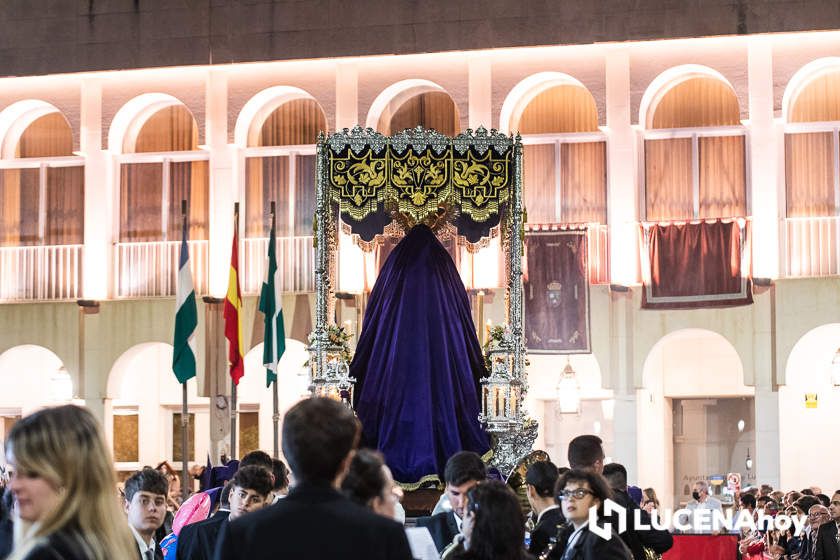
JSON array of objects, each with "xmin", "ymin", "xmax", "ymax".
[
  {"xmin": 536, "ymin": 504, "xmax": 560, "ymax": 525},
  {"xmin": 129, "ymin": 524, "xmax": 155, "ymax": 557}
]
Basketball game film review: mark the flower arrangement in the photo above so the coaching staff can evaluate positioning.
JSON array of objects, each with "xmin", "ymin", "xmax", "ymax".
[
  {"xmin": 308, "ymin": 324, "xmax": 354, "ymax": 365},
  {"xmin": 482, "ymin": 324, "xmax": 528, "ymax": 372}
]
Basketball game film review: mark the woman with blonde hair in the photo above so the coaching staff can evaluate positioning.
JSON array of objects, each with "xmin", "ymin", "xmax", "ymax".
[{"xmin": 5, "ymin": 405, "xmax": 137, "ymax": 560}]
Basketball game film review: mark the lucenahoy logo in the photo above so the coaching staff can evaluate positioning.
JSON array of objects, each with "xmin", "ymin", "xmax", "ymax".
[{"xmin": 587, "ymin": 499, "xmax": 807, "ymax": 540}]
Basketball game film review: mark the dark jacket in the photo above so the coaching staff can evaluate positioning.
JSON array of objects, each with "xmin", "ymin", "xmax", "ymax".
[
  {"xmin": 815, "ymin": 521, "xmax": 840, "ymax": 560},
  {"xmin": 417, "ymin": 510, "xmax": 460, "ymax": 553},
  {"xmin": 18, "ymin": 532, "xmax": 94, "ymax": 560},
  {"xmin": 177, "ymin": 510, "xmax": 230, "ymax": 560},
  {"xmin": 529, "ymin": 507, "xmax": 565, "ymax": 557},
  {"xmin": 548, "ymin": 523, "xmax": 633, "ymax": 560},
  {"xmin": 608, "ymin": 489, "xmax": 673, "ymax": 559},
  {"xmin": 212, "ymin": 483, "xmax": 412, "ymax": 560}
]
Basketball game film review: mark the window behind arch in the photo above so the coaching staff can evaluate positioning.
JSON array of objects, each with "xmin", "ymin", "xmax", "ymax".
[
  {"xmin": 0, "ymin": 112, "xmax": 83, "ymax": 247},
  {"xmin": 378, "ymin": 91, "xmax": 460, "ymax": 136},
  {"xmin": 245, "ymin": 98, "xmax": 324, "ymax": 239},
  {"xmin": 119, "ymin": 105, "xmax": 208, "ymax": 242},
  {"xmin": 785, "ymin": 70, "xmax": 840, "ymax": 218},
  {"xmin": 243, "ymin": 98, "xmax": 325, "ymax": 293},
  {"xmin": 644, "ymin": 76, "xmax": 746, "ymax": 221},
  {"xmin": 517, "ymin": 84, "xmax": 606, "ymax": 225}
]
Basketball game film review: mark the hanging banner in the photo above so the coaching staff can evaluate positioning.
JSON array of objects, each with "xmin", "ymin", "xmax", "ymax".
[
  {"xmin": 524, "ymin": 229, "xmax": 590, "ymax": 353},
  {"xmin": 641, "ymin": 219, "xmax": 752, "ymax": 309}
]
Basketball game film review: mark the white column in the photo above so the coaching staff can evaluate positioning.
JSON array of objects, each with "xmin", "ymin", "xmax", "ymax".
[
  {"xmin": 748, "ymin": 38, "xmax": 780, "ymax": 279},
  {"xmin": 80, "ymin": 78, "xmax": 111, "ymax": 300},
  {"xmin": 206, "ymin": 69, "xmax": 233, "ymax": 298},
  {"xmin": 754, "ymin": 386, "xmax": 780, "ymax": 489},
  {"xmin": 612, "ymin": 392, "xmax": 638, "ymax": 482},
  {"xmin": 468, "ymin": 55, "xmax": 492, "ymax": 130},
  {"xmin": 605, "ymin": 49, "xmax": 639, "ymax": 285},
  {"xmin": 335, "ymin": 62, "xmax": 358, "ymax": 130}
]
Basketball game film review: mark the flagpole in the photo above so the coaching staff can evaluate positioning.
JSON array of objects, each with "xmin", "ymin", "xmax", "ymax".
[
  {"xmin": 180, "ymin": 199, "xmax": 190, "ymax": 502},
  {"xmin": 270, "ymin": 201, "xmax": 280, "ymax": 459},
  {"xmin": 230, "ymin": 202, "xmax": 239, "ymax": 458}
]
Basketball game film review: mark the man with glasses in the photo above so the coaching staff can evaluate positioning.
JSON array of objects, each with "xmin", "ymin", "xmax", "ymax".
[
  {"xmin": 814, "ymin": 494, "xmax": 840, "ymax": 560},
  {"xmin": 799, "ymin": 504, "xmax": 830, "ymax": 560}
]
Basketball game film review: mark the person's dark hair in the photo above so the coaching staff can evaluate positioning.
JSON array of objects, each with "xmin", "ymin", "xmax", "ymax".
[
  {"xmin": 740, "ymin": 493, "xmax": 757, "ymax": 509},
  {"xmin": 462, "ymin": 481, "xmax": 528, "ymax": 560},
  {"xmin": 800, "ymin": 488, "xmax": 815, "ymax": 496},
  {"xmin": 271, "ymin": 459, "xmax": 289, "ymax": 492},
  {"xmin": 341, "ymin": 449, "xmax": 388, "ymax": 507},
  {"xmin": 757, "ymin": 495, "xmax": 771, "ymax": 506},
  {"xmin": 567, "ymin": 435, "xmax": 604, "ymax": 470},
  {"xmin": 759, "ymin": 484, "xmax": 773, "ymax": 496},
  {"xmin": 123, "ymin": 467, "xmax": 169, "ymax": 503},
  {"xmin": 602, "ymin": 463, "xmax": 628, "ymax": 490},
  {"xmin": 281, "ymin": 397, "xmax": 361, "ymax": 485},
  {"xmin": 817, "ymin": 493, "xmax": 831, "ymax": 507},
  {"xmin": 231, "ymin": 465, "xmax": 273, "ymax": 497},
  {"xmin": 220, "ymin": 481, "xmax": 233, "ymax": 509},
  {"xmin": 557, "ymin": 467, "xmax": 570, "ymax": 476},
  {"xmin": 444, "ymin": 451, "xmax": 487, "ymax": 486},
  {"xmin": 525, "ymin": 461, "xmax": 559, "ymax": 498},
  {"xmin": 555, "ymin": 469, "xmax": 613, "ymax": 518},
  {"xmin": 240, "ymin": 450, "xmax": 273, "ymax": 472},
  {"xmin": 795, "ymin": 495, "xmax": 819, "ymax": 514}
]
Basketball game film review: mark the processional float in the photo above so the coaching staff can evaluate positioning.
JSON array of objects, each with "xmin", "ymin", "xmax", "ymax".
[{"xmin": 306, "ymin": 125, "xmax": 537, "ymax": 478}]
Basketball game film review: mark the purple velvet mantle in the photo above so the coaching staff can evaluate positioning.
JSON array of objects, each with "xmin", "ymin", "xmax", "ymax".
[{"xmin": 350, "ymin": 225, "xmax": 491, "ymax": 485}]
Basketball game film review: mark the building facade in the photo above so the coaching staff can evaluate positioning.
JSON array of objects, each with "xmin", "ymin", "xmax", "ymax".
[{"xmin": 1, "ymin": 2, "xmax": 840, "ymax": 507}]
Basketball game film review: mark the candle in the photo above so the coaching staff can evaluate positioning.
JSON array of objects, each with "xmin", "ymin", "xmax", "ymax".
[{"xmin": 477, "ymin": 290, "xmax": 485, "ymax": 345}]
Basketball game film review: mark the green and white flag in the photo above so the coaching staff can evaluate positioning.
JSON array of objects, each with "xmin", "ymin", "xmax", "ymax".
[
  {"xmin": 259, "ymin": 219, "xmax": 286, "ymax": 387},
  {"xmin": 172, "ymin": 220, "xmax": 198, "ymax": 383}
]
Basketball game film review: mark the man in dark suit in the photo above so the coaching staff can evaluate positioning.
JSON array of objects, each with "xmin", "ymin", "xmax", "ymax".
[
  {"xmin": 213, "ymin": 398, "xmax": 412, "ymax": 560},
  {"xmin": 801, "ymin": 503, "xmax": 830, "ymax": 560},
  {"xmin": 525, "ymin": 460, "xmax": 564, "ymax": 557},
  {"xmin": 603, "ymin": 463, "xmax": 673, "ymax": 560},
  {"xmin": 176, "ymin": 483, "xmax": 232, "ymax": 560},
  {"xmin": 416, "ymin": 451, "xmax": 487, "ymax": 553},
  {"xmin": 180, "ymin": 467, "xmax": 271, "ymax": 560},
  {"xmin": 815, "ymin": 493, "xmax": 840, "ymax": 560},
  {"xmin": 124, "ymin": 467, "xmax": 169, "ymax": 560}
]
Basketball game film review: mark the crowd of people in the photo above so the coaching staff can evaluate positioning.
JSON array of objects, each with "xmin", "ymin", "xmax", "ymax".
[{"xmin": 0, "ymin": 402, "xmax": 836, "ymax": 560}]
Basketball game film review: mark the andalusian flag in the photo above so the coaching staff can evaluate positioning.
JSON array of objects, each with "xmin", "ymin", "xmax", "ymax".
[
  {"xmin": 172, "ymin": 220, "xmax": 198, "ymax": 383},
  {"xmin": 224, "ymin": 219, "xmax": 244, "ymax": 385},
  {"xmin": 259, "ymin": 218, "xmax": 286, "ymax": 387}
]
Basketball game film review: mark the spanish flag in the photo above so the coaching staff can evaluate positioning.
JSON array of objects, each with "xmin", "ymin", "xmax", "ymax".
[{"xmin": 224, "ymin": 214, "xmax": 244, "ymax": 385}]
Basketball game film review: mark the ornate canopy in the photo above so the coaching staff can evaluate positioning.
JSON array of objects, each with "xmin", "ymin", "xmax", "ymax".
[{"xmin": 309, "ymin": 125, "xmax": 536, "ymax": 477}]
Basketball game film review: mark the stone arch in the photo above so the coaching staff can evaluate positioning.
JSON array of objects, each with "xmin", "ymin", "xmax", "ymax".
[
  {"xmin": 640, "ymin": 64, "xmax": 738, "ymax": 129},
  {"xmin": 499, "ymin": 71, "xmax": 596, "ymax": 134},
  {"xmin": 0, "ymin": 100, "xmax": 72, "ymax": 159},
  {"xmin": 108, "ymin": 93, "xmax": 194, "ymax": 154},
  {"xmin": 365, "ymin": 79, "xmax": 461, "ymax": 134},
  {"xmin": 234, "ymin": 85, "xmax": 327, "ymax": 147},
  {"xmin": 782, "ymin": 57, "xmax": 840, "ymax": 122},
  {"xmin": 779, "ymin": 323, "xmax": 840, "ymax": 492}
]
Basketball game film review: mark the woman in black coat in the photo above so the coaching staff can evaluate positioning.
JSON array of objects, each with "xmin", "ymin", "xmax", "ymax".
[{"xmin": 548, "ymin": 470, "xmax": 633, "ymax": 560}]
